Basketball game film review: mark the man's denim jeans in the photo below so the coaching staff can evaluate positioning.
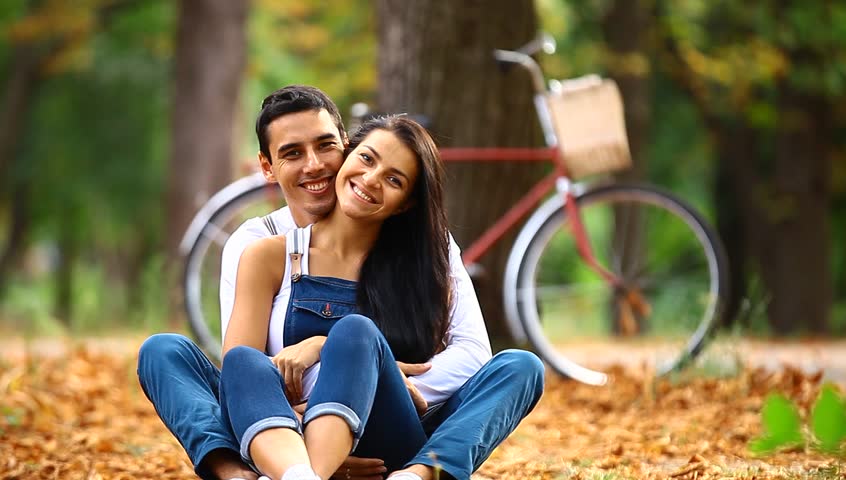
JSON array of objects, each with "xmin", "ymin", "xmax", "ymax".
[{"xmin": 137, "ymin": 329, "xmax": 544, "ymax": 479}]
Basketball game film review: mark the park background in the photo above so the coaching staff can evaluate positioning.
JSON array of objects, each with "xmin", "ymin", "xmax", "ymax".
[
  {"xmin": 1, "ymin": 1, "xmax": 846, "ymax": 478},
  {"xmin": 1, "ymin": 0, "xmax": 845, "ymax": 339}
]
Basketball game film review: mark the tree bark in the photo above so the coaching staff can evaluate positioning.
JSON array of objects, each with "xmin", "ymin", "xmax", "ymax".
[
  {"xmin": 376, "ymin": 0, "xmax": 542, "ymax": 345},
  {"xmin": 601, "ymin": 0, "xmax": 651, "ymax": 180},
  {"xmin": 166, "ymin": 0, "xmax": 248, "ymax": 262},
  {"xmin": 166, "ymin": 0, "xmax": 248, "ymax": 323},
  {"xmin": 754, "ymin": 90, "xmax": 831, "ymax": 333},
  {"xmin": 0, "ymin": 41, "xmax": 42, "ymax": 298}
]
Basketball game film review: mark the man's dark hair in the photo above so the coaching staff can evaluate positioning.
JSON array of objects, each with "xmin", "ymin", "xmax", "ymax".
[{"xmin": 255, "ymin": 85, "xmax": 346, "ymax": 163}]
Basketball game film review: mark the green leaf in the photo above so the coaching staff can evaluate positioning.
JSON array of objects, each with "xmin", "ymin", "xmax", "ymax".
[
  {"xmin": 749, "ymin": 394, "xmax": 804, "ymax": 454},
  {"xmin": 811, "ymin": 385, "xmax": 846, "ymax": 453}
]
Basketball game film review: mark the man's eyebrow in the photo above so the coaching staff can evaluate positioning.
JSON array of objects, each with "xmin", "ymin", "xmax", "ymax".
[{"xmin": 276, "ymin": 133, "xmax": 338, "ymax": 155}]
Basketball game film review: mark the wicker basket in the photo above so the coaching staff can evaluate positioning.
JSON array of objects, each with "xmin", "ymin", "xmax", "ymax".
[{"xmin": 545, "ymin": 76, "xmax": 632, "ymax": 179}]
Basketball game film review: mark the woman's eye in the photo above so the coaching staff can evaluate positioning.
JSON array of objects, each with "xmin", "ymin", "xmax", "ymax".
[
  {"xmin": 359, "ymin": 153, "xmax": 372, "ymax": 163},
  {"xmin": 388, "ymin": 177, "xmax": 402, "ymax": 187}
]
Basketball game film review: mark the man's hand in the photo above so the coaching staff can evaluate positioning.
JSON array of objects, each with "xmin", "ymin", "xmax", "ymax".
[
  {"xmin": 396, "ymin": 361, "xmax": 432, "ymax": 377},
  {"xmin": 271, "ymin": 336, "xmax": 325, "ymax": 403},
  {"xmin": 330, "ymin": 456, "xmax": 386, "ymax": 480},
  {"xmin": 396, "ymin": 361, "xmax": 431, "ymax": 416}
]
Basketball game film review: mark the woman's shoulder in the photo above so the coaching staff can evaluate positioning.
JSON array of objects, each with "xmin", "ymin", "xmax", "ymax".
[{"xmin": 239, "ymin": 236, "xmax": 287, "ymax": 279}]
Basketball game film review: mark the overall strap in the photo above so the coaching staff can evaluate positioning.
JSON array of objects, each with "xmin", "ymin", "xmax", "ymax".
[
  {"xmin": 285, "ymin": 227, "xmax": 307, "ymax": 282},
  {"xmin": 261, "ymin": 214, "xmax": 279, "ymax": 236}
]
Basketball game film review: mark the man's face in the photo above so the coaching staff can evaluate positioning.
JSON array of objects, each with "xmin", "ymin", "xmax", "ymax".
[{"xmin": 259, "ymin": 109, "xmax": 346, "ymax": 226}]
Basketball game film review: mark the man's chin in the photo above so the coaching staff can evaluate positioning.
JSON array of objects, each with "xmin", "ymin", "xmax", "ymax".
[{"xmin": 303, "ymin": 197, "xmax": 336, "ymax": 219}]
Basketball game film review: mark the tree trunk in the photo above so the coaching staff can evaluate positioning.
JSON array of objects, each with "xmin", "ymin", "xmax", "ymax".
[
  {"xmin": 166, "ymin": 0, "xmax": 248, "ymax": 262},
  {"xmin": 375, "ymin": 0, "xmax": 542, "ymax": 346},
  {"xmin": 166, "ymin": 0, "xmax": 248, "ymax": 322},
  {"xmin": 0, "ymin": 41, "xmax": 42, "ymax": 298},
  {"xmin": 601, "ymin": 0, "xmax": 651, "ymax": 180},
  {"xmin": 753, "ymin": 90, "xmax": 831, "ymax": 333}
]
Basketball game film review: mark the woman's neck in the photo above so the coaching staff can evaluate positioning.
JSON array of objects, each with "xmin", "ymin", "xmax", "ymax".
[{"xmin": 310, "ymin": 207, "xmax": 381, "ymax": 263}]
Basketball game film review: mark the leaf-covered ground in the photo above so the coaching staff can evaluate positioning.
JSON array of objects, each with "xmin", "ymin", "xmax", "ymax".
[{"xmin": 0, "ymin": 338, "xmax": 843, "ymax": 479}]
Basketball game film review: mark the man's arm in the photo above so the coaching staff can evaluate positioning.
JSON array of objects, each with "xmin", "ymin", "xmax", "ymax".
[
  {"xmin": 407, "ymin": 233, "xmax": 492, "ymax": 405},
  {"xmin": 219, "ymin": 218, "xmax": 268, "ymax": 341}
]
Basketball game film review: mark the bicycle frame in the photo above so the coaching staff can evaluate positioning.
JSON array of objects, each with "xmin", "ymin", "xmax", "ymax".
[
  {"xmin": 440, "ymin": 146, "xmax": 623, "ymax": 288},
  {"xmin": 444, "ymin": 46, "xmax": 626, "ymax": 286}
]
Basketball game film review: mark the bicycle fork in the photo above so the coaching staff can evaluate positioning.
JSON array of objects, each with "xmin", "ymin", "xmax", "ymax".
[{"xmin": 558, "ymin": 178, "xmax": 651, "ymax": 336}]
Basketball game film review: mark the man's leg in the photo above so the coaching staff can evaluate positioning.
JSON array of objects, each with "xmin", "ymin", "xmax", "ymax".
[
  {"xmin": 403, "ymin": 349, "xmax": 545, "ymax": 480},
  {"xmin": 138, "ymin": 333, "xmax": 252, "ymax": 480}
]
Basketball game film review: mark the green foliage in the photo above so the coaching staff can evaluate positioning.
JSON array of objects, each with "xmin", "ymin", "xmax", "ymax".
[
  {"xmin": 811, "ymin": 386, "xmax": 846, "ymax": 453},
  {"xmin": 749, "ymin": 394, "xmax": 804, "ymax": 454},
  {"xmin": 750, "ymin": 385, "xmax": 846, "ymax": 457}
]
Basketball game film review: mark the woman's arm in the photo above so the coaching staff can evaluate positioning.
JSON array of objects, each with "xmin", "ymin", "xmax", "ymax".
[{"xmin": 222, "ymin": 236, "xmax": 287, "ymax": 357}]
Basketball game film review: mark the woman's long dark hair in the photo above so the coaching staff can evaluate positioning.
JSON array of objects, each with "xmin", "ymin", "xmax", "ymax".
[{"xmin": 348, "ymin": 116, "xmax": 451, "ymax": 364}]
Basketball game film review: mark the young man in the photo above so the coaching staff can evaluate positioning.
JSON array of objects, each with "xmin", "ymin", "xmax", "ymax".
[{"xmin": 138, "ymin": 85, "xmax": 544, "ymax": 480}]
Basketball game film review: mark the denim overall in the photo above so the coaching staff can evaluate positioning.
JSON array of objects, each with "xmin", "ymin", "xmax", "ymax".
[{"xmin": 218, "ymin": 227, "xmax": 429, "ymax": 471}]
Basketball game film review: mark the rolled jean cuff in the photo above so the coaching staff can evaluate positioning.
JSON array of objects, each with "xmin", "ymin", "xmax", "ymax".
[
  {"xmin": 303, "ymin": 402, "xmax": 362, "ymax": 450},
  {"xmin": 240, "ymin": 416, "xmax": 302, "ymax": 462}
]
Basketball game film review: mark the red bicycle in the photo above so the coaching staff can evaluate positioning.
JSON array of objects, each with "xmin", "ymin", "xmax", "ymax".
[{"xmin": 180, "ymin": 36, "xmax": 728, "ymax": 385}]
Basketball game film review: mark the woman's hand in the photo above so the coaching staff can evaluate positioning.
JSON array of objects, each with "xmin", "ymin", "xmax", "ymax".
[
  {"xmin": 271, "ymin": 336, "xmax": 326, "ymax": 402},
  {"xmin": 330, "ymin": 456, "xmax": 387, "ymax": 480}
]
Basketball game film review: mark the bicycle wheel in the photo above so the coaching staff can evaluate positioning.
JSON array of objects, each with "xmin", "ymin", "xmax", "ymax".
[
  {"xmin": 182, "ymin": 175, "xmax": 286, "ymax": 361},
  {"xmin": 504, "ymin": 183, "xmax": 728, "ymax": 384}
]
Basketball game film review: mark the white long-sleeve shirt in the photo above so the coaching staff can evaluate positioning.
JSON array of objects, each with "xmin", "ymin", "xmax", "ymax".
[{"xmin": 219, "ymin": 206, "xmax": 492, "ymax": 405}]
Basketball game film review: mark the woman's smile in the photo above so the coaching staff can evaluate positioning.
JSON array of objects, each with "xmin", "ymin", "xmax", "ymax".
[{"xmin": 350, "ymin": 180, "xmax": 377, "ymax": 204}]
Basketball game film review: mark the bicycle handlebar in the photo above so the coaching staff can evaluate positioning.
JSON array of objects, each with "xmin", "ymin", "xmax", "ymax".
[{"xmin": 493, "ymin": 33, "xmax": 557, "ymax": 95}]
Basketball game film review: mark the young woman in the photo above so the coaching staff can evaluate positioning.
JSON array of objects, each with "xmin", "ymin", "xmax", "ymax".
[{"xmin": 220, "ymin": 116, "xmax": 454, "ymax": 480}]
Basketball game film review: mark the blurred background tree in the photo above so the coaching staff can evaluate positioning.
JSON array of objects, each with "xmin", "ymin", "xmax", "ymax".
[{"xmin": 0, "ymin": 0, "xmax": 843, "ymax": 341}]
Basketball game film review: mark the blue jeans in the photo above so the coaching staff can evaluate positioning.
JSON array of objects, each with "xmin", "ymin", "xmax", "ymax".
[
  {"xmin": 138, "ymin": 333, "xmax": 544, "ymax": 480},
  {"xmin": 137, "ymin": 333, "xmax": 238, "ymax": 480},
  {"xmin": 220, "ymin": 314, "xmax": 429, "ymax": 472}
]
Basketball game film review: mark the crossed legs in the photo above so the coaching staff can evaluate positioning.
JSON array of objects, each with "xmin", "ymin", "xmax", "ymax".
[{"xmin": 220, "ymin": 315, "xmax": 427, "ymax": 479}]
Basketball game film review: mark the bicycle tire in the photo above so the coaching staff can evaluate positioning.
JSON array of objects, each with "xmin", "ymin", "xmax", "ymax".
[
  {"xmin": 182, "ymin": 177, "xmax": 285, "ymax": 361},
  {"xmin": 503, "ymin": 183, "xmax": 728, "ymax": 385}
]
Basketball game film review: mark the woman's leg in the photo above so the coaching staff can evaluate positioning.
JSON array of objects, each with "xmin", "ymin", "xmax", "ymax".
[
  {"xmin": 304, "ymin": 314, "xmax": 428, "ymax": 478},
  {"xmin": 137, "ymin": 333, "xmax": 255, "ymax": 480},
  {"xmin": 220, "ymin": 346, "xmax": 310, "ymax": 479}
]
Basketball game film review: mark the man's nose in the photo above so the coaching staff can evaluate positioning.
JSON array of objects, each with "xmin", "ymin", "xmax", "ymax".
[{"xmin": 302, "ymin": 147, "xmax": 325, "ymax": 174}]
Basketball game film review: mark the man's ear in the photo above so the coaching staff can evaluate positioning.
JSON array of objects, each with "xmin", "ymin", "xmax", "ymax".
[{"xmin": 258, "ymin": 152, "xmax": 275, "ymax": 182}]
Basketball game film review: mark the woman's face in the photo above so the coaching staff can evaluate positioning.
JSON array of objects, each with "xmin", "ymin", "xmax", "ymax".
[{"xmin": 335, "ymin": 129, "xmax": 420, "ymax": 223}]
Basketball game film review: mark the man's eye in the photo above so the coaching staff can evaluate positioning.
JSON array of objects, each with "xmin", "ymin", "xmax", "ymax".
[
  {"xmin": 283, "ymin": 150, "xmax": 301, "ymax": 158},
  {"xmin": 319, "ymin": 142, "xmax": 337, "ymax": 151}
]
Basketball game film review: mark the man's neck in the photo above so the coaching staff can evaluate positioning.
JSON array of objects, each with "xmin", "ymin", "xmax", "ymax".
[{"xmin": 290, "ymin": 207, "xmax": 322, "ymax": 228}]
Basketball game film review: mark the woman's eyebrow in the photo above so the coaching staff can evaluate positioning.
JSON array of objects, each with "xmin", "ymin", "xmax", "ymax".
[{"xmin": 362, "ymin": 145, "xmax": 381, "ymax": 159}]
